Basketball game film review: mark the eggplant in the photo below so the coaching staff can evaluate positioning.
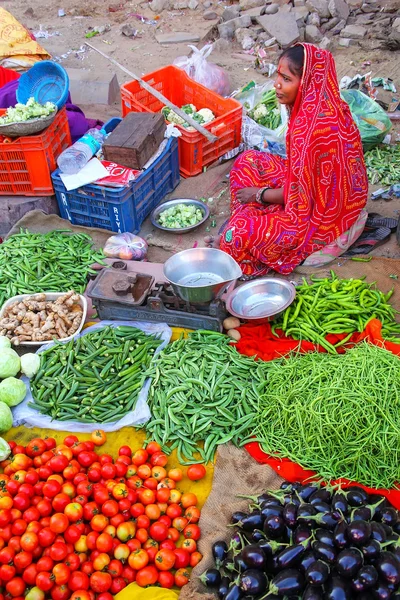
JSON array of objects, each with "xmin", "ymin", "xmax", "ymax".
[
  {"xmin": 303, "ymin": 584, "xmax": 324, "ymax": 599},
  {"xmin": 347, "ymin": 520, "xmax": 371, "ymax": 545},
  {"xmin": 213, "ymin": 541, "xmax": 228, "ymax": 567},
  {"xmin": 294, "ymin": 524, "xmax": 313, "ymax": 545},
  {"xmin": 376, "ymin": 551, "xmax": 400, "ymax": 585},
  {"xmin": 331, "ymin": 492, "xmax": 349, "ymax": 515},
  {"xmin": 310, "ymin": 500, "xmax": 331, "ymax": 514},
  {"xmin": 268, "ymin": 568, "xmax": 305, "ymax": 596},
  {"xmin": 286, "ymin": 493, "xmax": 301, "ymax": 507},
  {"xmin": 299, "ymin": 551, "xmax": 318, "ymax": 573},
  {"xmin": 350, "ymin": 564, "xmax": 378, "ymax": 592},
  {"xmin": 314, "ymin": 528, "xmax": 335, "ymax": 548},
  {"xmin": 352, "ymin": 506, "xmax": 372, "ymax": 521},
  {"xmin": 200, "ymin": 569, "xmax": 222, "ymax": 588},
  {"xmin": 263, "ymin": 515, "xmax": 286, "ymax": 539},
  {"xmin": 283, "ymin": 503, "xmax": 298, "ymax": 529},
  {"xmin": 280, "ymin": 481, "xmax": 293, "ymax": 490},
  {"xmin": 239, "ymin": 569, "xmax": 268, "ymax": 595},
  {"xmin": 258, "ymin": 493, "xmax": 282, "ymax": 505},
  {"xmin": 380, "ymin": 507, "xmax": 399, "ymax": 527},
  {"xmin": 345, "ymin": 486, "xmax": 369, "ymax": 507},
  {"xmin": 224, "ymin": 583, "xmax": 244, "ymax": 600},
  {"xmin": 232, "ymin": 511, "xmax": 248, "ymax": 525},
  {"xmin": 251, "ymin": 529, "xmax": 265, "ymax": 543},
  {"xmin": 310, "ymin": 488, "xmax": 332, "ymax": 504},
  {"xmin": 298, "ymin": 484, "xmax": 319, "ymax": 502},
  {"xmin": 312, "ymin": 541, "xmax": 337, "ymax": 564},
  {"xmin": 333, "ymin": 521, "xmax": 349, "ymax": 550},
  {"xmin": 305, "ymin": 559, "xmax": 330, "ymax": 586},
  {"xmin": 229, "ymin": 532, "xmax": 248, "ymax": 552},
  {"xmin": 360, "ymin": 538, "xmax": 382, "ymax": 561},
  {"xmin": 233, "ymin": 555, "xmax": 248, "ymax": 573},
  {"xmin": 240, "ymin": 544, "xmax": 267, "ymax": 570},
  {"xmin": 257, "ymin": 539, "xmax": 287, "ymax": 557},
  {"xmin": 300, "ymin": 511, "xmax": 342, "ymax": 530},
  {"xmin": 336, "ymin": 547, "xmax": 364, "ymax": 578},
  {"xmin": 222, "ymin": 558, "xmax": 236, "ymax": 573},
  {"xmin": 272, "ymin": 543, "xmax": 307, "ymax": 571},
  {"xmin": 261, "ymin": 505, "xmax": 284, "ymax": 520},
  {"xmin": 238, "ymin": 511, "xmax": 264, "ymax": 532},
  {"xmin": 372, "ymin": 581, "xmax": 394, "ymax": 600},
  {"xmin": 218, "ymin": 576, "xmax": 231, "ymax": 599},
  {"xmin": 297, "ymin": 504, "xmax": 317, "ymax": 523},
  {"xmin": 325, "ymin": 575, "xmax": 352, "ymax": 599},
  {"xmin": 393, "ymin": 522, "xmax": 400, "ymax": 535},
  {"xmin": 371, "ymin": 522, "xmax": 388, "ymax": 543}
]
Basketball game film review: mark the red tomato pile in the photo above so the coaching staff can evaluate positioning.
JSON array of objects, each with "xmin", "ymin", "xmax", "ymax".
[{"xmin": 0, "ymin": 434, "xmax": 204, "ymax": 600}]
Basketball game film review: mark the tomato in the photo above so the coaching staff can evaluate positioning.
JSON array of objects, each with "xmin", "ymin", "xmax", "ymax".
[
  {"xmin": 136, "ymin": 514, "xmax": 150, "ymax": 530},
  {"xmin": 173, "ymin": 548, "xmax": 190, "ymax": 569},
  {"xmin": 64, "ymin": 503, "xmax": 83, "ymax": 522},
  {"xmin": 0, "ymin": 508, "xmax": 11, "ymax": 527},
  {"xmin": 70, "ymin": 592, "xmax": 91, "ymax": 600},
  {"xmin": 5, "ymin": 576, "xmax": 25, "ymax": 597},
  {"xmin": 185, "ymin": 505, "xmax": 201, "ymax": 524},
  {"xmin": 83, "ymin": 441, "xmax": 95, "ymax": 452},
  {"xmin": 23, "ymin": 563, "xmax": 38, "ymax": 586},
  {"xmin": 43, "ymin": 438, "xmax": 56, "ymax": 451},
  {"xmin": 82, "ymin": 502, "xmax": 98, "ymax": 521},
  {"xmin": 75, "ymin": 536, "xmax": 88, "ymax": 554},
  {"xmin": 190, "ymin": 550, "xmax": 203, "ymax": 567},
  {"xmin": 73, "ymin": 495, "xmax": 88, "ymax": 508},
  {"xmin": 42, "ymin": 480, "xmax": 61, "ymax": 499},
  {"xmin": 64, "ymin": 553, "xmax": 81, "ymax": 572},
  {"xmin": 166, "ymin": 503, "xmax": 182, "ymax": 519},
  {"xmin": 6, "ymin": 480, "xmax": 20, "ymax": 495},
  {"xmin": 137, "ymin": 464, "xmax": 152, "ymax": 480},
  {"xmin": 63, "ymin": 466, "xmax": 78, "ymax": 482},
  {"xmin": 183, "ymin": 523, "xmax": 201, "ymax": 541},
  {"xmin": 143, "ymin": 477, "xmax": 158, "ymax": 491},
  {"xmin": 14, "ymin": 550, "xmax": 33, "ymax": 570},
  {"xmin": 149, "ymin": 522, "xmax": 168, "ymax": 542},
  {"xmin": 135, "ymin": 527, "xmax": 148, "ymax": 544},
  {"xmin": 52, "ymin": 564, "xmax": 70, "ymax": 586},
  {"xmin": 71, "ymin": 443, "xmax": 86, "ymax": 458},
  {"xmin": 181, "ymin": 538, "xmax": 197, "ymax": 553},
  {"xmin": 116, "ymin": 455, "xmax": 131, "ymax": 467},
  {"xmin": 126, "ymin": 466, "xmax": 137, "ymax": 478},
  {"xmin": 20, "ymin": 532, "xmax": 38, "ymax": 553},
  {"xmin": 137, "ymin": 488, "xmax": 155, "ymax": 506},
  {"xmin": 23, "ymin": 506, "xmax": 41, "ymax": 523},
  {"xmin": 0, "ymin": 564, "xmax": 16, "ymax": 581},
  {"xmin": 52, "ymin": 494, "xmax": 70, "ymax": 513},
  {"xmin": 110, "ymin": 576, "xmax": 126, "ymax": 595},
  {"xmin": 61, "ymin": 483, "xmax": 76, "ymax": 498},
  {"xmin": 151, "ymin": 466, "xmax": 167, "ymax": 481},
  {"xmin": 157, "ymin": 572, "xmax": 174, "ymax": 591},
  {"xmin": 37, "ymin": 557, "xmax": 54, "ymax": 572},
  {"xmin": 50, "ymin": 584, "xmax": 70, "ymax": 600},
  {"xmin": 154, "ymin": 548, "xmax": 176, "ymax": 571},
  {"xmin": 99, "ymin": 454, "xmax": 113, "ymax": 466},
  {"xmin": 38, "ymin": 466, "xmax": 53, "ymax": 481},
  {"xmin": 187, "ymin": 463, "xmax": 207, "ymax": 481},
  {"xmin": 150, "ymin": 452, "xmax": 168, "ymax": 468},
  {"xmin": 38, "ymin": 527, "xmax": 56, "ymax": 548},
  {"xmin": 181, "ymin": 492, "xmax": 198, "ymax": 509},
  {"xmin": 113, "ymin": 543, "xmax": 130, "ymax": 562},
  {"xmin": 93, "ymin": 553, "xmax": 110, "ymax": 572},
  {"xmin": 106, "ymin": 558, "xmax": 123, "ymax": 577},
  {"xmin": 13, "ymin": 494, "xmax": 30, "ymax": 512},
  {"xmin": 97, "ymin": 594, "xmax": 113, "ymax": 600},
  {"xmin": 89, "ymin": 572, "xmax": 112, "ymax": 593},
  {"xmin": 90, "ymin": 515, "xmax": 109, "ymax": 533},
  {"xmin": 25, "ymin": 440, "xmax": 46, "ymax": 459},
  {"xmin": 112, "ymin": 483, "xmax": 128, "ymax": 500},
  {"xmin": 118, "ymin": 446, "xmax": 132, "ymax": 458},
  {"xmin": 93, "ymin": 487, "xmax": 109, "ymax": 506},
  {"xmin": 175, "ymin": 567, "xmax": 190, "ymax": 587},
  {"xmin": 77, "ymin": 453, "xmax": 94, "ymax": 469},
  {"xmin": 49, "ymin": 513, "xmax": 69, "ymax": 534},
  {"xmin": 63, "ymin": 436, "xmax": 79, "ymax": 448},
  {"xmin": 135, "ymin": 565, "xmax": 158, "ymax": 587},
  {"xmin": 117, "ymin": 521, "xmax": 136, "ymax": 542},
  {"xmin": 69, "ymin": 571, "xmax": 90, "ymax": 591},
  {"xmin": 54, "ymin": 445, "xmax": 73, "ymax": 461},
  {"xmin": 156, "ymin": 488, "xmax": 171, "ymax": 504},
  {"xmin": 96, "ymin": 533, "xmax": 113, "ymax": 554},
  {"xmin": 158, "ymin": 515, "xmax": 172, "ymax": 528},
  {"xmin": 146, "ymin": 442, "xmax": 161, "ymax": 456},
  {"xmin": 49, "ymin": 542, "xmax": 68, "ymax": 562},
  {"xmin": 167, "ymin": 468, "xmax": 183, "ymax": 482},
  {"xmin": 122, "ymin": 564, "xmax": 137, "ymax": 583},
  {"xmin": 36, "ymin": 572, "xmax": 54, "ymax": 592},
  {"xmin": 127, "ymin": 476, "xmax": 143, "ymax": 491},
  {"xmin": 91, "ymin": 430, "xmax": 107, "ymax": 447},
  {"xmin": 49, "ymin": 455, "xmax": 69, "ymax": 473},
  {"xmin": 0, "ymin": 524, "xmax": 12, "ymax": 541},
  {"xmin": 10, "ymin": 455, "xmax": 32, "ymax": 473},
  {"xmin": 100, "ymin": 464, "xmax": 116, "ymax": 480},
  {"xmin": 81, "ymin": 561, "xmax": 94, "ymax": 577},
  {"xmin": 158, "ymin": 478, "xmax": 176, "ymax": 491},
  {"xmin": 0, "ymin": 546, "xmax": 15, "ymax": 564},
  {"xmin": 87, "ymin": 468, "xmax": 101, "ymax": 483},
  {"xmin": 128, "ymin": 548, "xmax": 149, "ymax": 571},
  {"xmin": 18, "ymin": 483, "xmax": 34, "ymax": 498},
  {"xmin": 167, "ymin": 527, "xmax": 180, "ymax": 543},
  {"xmin": 114, "ymin": 462, "xmax": 127, "ymax": 478}
]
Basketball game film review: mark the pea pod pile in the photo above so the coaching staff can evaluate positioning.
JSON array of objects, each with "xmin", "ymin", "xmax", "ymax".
[
  {"xmin": 29, "ymin": 325, "xmax": 162, "ymax": 423},
  {"xmin": 364, "ymin": 144, "xmax": 400, "ymax": 185},
  {"xmin": 0, "ymin": 229, "xmax": 105, "ymax": 306},
  {"xmin": 144, "ymin": 331, "xmax": 264, "ymax": 465},
  {"xmin": 273, "ymin": 273, "xmax": 400, "ymax": 352}
]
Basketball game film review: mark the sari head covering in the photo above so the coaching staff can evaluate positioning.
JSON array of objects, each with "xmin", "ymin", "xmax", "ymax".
[{"xmin": 220, "ymin": 43, "xmax": 368, "ymax": 275}]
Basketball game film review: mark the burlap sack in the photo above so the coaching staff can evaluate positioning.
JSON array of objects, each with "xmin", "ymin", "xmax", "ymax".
[{"xmin": 180, "ymin": 443, "xmax": 284, "ymax": 600}]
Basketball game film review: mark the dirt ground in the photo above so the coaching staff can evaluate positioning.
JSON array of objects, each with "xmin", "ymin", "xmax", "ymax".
[{"xmin": 3, "ymin": 0, "xmax": 400, "ymax": 262}]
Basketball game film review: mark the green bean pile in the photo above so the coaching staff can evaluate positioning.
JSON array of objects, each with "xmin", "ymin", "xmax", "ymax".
[
  {"xmin": 29, "ymin": 326, "xmax": 162, "ymax": 423},
  {"xmin": 249, "ymin": 343, "xmax": 400, "ymax": 489},
  {"xmin": 144, "ymin": 331, "xmax": 264, "ymax": 464},
  {"xmin": 364, "ymin": 143, "xmax": 400, "ymax": 185},
  {"xmin": 273, "ymin": 273, "xmax": 400, "ymax": 352},
  {"xmin": 0, "ymin": 229, "xmax": 105, "ymax": 306}
]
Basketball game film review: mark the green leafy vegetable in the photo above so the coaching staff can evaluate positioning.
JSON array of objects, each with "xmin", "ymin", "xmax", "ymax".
[
  {"xmin": 158, "ymin": 204, "xmax": 205, "ymax": 229},
  {"xmin": 0, "ymin": 402, "xmax": 13, "ymax": 434},
  {"xmin": 0, "ymin": 377, "xmax": 26, "ymax": 407},
  {"xmin": 0, "ymin": 349, "xmax": 20, "ymax": 379}
]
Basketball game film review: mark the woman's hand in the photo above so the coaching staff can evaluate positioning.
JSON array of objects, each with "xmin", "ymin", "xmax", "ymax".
[{"xmin": 236, "ymin": 187, "xmax": 259, "ymax": 204}]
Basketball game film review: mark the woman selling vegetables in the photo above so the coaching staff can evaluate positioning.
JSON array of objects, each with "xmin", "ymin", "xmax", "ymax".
[{"xmin": 220, "ymin": 43, "xmax": 368, "ymax": 277}]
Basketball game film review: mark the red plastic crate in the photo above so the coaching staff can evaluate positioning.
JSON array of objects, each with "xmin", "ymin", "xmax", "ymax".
[
  {"xmin": 121, "ymin": 66, "xmax": 243, "ymax": 178},
  {"xmin": 0, "ymin": 107, "xmax": 71, "ymax": 196}
]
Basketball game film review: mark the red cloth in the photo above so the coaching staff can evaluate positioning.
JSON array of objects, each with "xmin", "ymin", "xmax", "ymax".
[
  {"xmin": 220, "ymin": 43, "xmax": 368, "ymax": 277},
  {"xmin": 236, "ymin": 319, "xmax": 400, "ymax": 509},
  {"xmin": 0, "ymin": 67, "xmax": 20, "ymax": 89}
]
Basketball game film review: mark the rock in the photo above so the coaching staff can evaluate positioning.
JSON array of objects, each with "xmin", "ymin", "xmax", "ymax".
[
  {"xmin": 172, "ymin": 1, "xmax": 187, "ymax": 8},
  {"xmin": 354, "ymin": 13, "xmax": 374, "ymax": 24},
  {"xmin": 203, "ymin": 9, "xmax": 218, "ymax": 19},
  {"xmin": 346, "ymin": 0, "xmax": 362, "ymax": 8},
  {"xmin": 393, "ymin": 17, "xmax": 400, "ymax": 32},
  {"xmin": 305, "ymin": 23, "xmax": 323, "ymax": 41},
  {"xmin": 339, "ymin": 36, "xmax": 359, "ymax": 46},
  {"xmin": 294, "ymin": 0, "xmax": 305, "ymax": 5},
  {"xmin": 155, "ymin": 31, "xmax": 201, "ymax": 43},
  {"xmin": 361, "ymin": 3, "xmax": 379, "ymax": 12},
  {"xmin": 240, "ymin": 6, "xmax": 263, "ymax": 18},
  {"xmin": 305, "ymin": 0, "xmax": 330, "ymax": 18},
  {"xmin": 293, "ymin": 6, "xmax": 310, "ymax": 22},
  {"xmin": 264, "ymin": 36, "xmax": 278, "ymax": 46},
  {"xmin": 222, "ymin": 6, "xmax": 240, "ymax": 21},
  {"xmin": 319, "ymin": 35, "xmax": 331, "ymax": 48},
  {"xmin": 321, "ymin": 16, "xmax": 339, "ymax": 30},
  {"xmin": 257, "ymin": 11, "xmax": 300, "ymax": 46},
  {"xmin": 264, "ymin": 3, "xmax": 279, "ymax": 14},
  {"xmin": 340, "ymin": 23, "xmax": 366, "ymax": 38},
  {"xmin": 241, "ymin": 35, "xmax": 256, "ymax": 49},
  {"xmin": 188, "ymin": 0, "xmax": 199, "ymax": 8},
  {"xmin": 149, "ymin": 0, "xmax": 170, "ymax": 10},
  {"xmin": 218, "ymin": 14, "xmax": 252, "ymax": 38},
  {"xmin": 328, "ymin": 0, "xmax": 349, "ymax": 21},
  {"xmin": 331, "ymin": 18, "xmax": 346, "ymax": 33},
  {"xmin": 346, "ymin": 16, "xmax": 357, "ymax": 23},
  {"xmin": 307, "ymin": 11, "xmax": 321, "ymax": 26},
  {"xmin": 298, "ymin": 25, "xmax": 306, "ymax": 40},
  {"xmin": 239, "ymin": 0, "xmax": 264, "ymax": 9},
  {"xmin": 24, "ymin": 7, "xmax": 36, "ymax": 18},
  {"xmin": 279, "ymin": 4, "xmax": 292, "ymax": 13},
  {"xmin": 121, "ymin": 24, "xmax": 137, "ymax": 36},
  {"xmin": 203, "ymin": 0, "xmax": 212, "ymax": 7},
  {"xmin": 212, "ymin": 37, "xmax": 230, "ymax": 52},
  {"xmin": 235, "ymin": 27, "xmax": 257, "ymax": 42}
]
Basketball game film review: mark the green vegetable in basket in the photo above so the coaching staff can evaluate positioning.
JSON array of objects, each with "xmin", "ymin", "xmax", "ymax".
[
  {"xmin": 248, "ymin": 88, "xmax": 282, "ymax": 130},
  {"xmin": 0, "ymin": 377, "xmax": 26, "ymax": 407},
  {"xmin": 158, "ymin": 203, "xmax": 204, "ymax": 229},
  {"xmin": 0, "ymin": 97, "xmax": 56, "ymax": 125}
]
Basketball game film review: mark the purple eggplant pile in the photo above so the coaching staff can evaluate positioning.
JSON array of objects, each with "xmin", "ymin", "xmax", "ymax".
[{"xmin": 200, "ymin": 482, "xmax": 400, "ymax": 599}]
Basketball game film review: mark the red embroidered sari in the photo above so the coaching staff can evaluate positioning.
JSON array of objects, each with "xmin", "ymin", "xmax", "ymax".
[{"xmin": 220, "ymin": 44, "xmax": 368, "ymax": 276}]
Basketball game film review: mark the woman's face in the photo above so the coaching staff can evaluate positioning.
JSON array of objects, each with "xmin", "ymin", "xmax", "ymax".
[{"xmin": 274, "ymin": 56, "xmax": 302, "ymax": 106}]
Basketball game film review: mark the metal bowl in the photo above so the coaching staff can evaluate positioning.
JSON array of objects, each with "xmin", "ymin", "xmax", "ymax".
[
  {"xmin": 163, "ymin": 248, "xmax": 242, "ymax": 304},
  {"xmin": 151, "ymin": 198, "xmax": 210, "ymax": 233},
  {"xmin": 225, "ymin": 278, "xmax": 296, "ymax": 320},
  {"xmin": 0, "ymin": 109, "xmax": 58, "ymax": 138}
]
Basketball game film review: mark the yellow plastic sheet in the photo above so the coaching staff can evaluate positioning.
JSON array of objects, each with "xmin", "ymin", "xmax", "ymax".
[
  {"xmin": 115, "ymin": 583, "xmax": 179, "ymax": 600},
  {"xmin": 0, "ymin": 8, "xmax": 50, "ymax": 70}
]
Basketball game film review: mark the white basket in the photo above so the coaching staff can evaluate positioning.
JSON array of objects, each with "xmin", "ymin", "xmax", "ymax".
[{"xmin": 0, "ymin": 293, "xmax": 87, "ymax": 347}]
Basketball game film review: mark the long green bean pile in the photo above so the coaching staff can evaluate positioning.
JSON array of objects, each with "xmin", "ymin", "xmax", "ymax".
[
  {"xmin": 273, "ymin": 273, "xmax": 400, "ymax": 351},
  {"xmin": 249, "ymin": 342, "xmax": 400, "ymax": 489},
  {"xmin": 364, "ymin": 143, "xmax": 400, "ymax": 185},
  {"xmin": 144, "ymin": 331, "xmax": 264, "ymax": 464},
  {"xmin": 29, "ymin": 325, "xmax": 162, "ymax": 423},
  {"xmin": 0, "ymin": 229, "xmax": 105, "ymax": 305}
]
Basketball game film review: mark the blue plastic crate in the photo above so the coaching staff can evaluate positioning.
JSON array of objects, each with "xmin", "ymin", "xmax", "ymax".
[{"xmin": 51, "ymin": 118, "xmax": 180, "ymax": 234}]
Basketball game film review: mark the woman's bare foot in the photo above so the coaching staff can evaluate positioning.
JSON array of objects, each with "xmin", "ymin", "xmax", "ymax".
[{"xmin": 236, "ymin": 187, "xmax": 259, "ymax": 204}]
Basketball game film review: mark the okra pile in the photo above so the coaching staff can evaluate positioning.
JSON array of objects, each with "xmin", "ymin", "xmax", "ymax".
[
  {"xmin": 364, "ymin": 143, "xmax": 400, "ymax": 185},
  {"xmin": 29, "ymin": 325, "xmax": 162, "ymax": 423},
  {"xmin": 0, "ymin": 229, "xmax": 105, "ymax": 305}
]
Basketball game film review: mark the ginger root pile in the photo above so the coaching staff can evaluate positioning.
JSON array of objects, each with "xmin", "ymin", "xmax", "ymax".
[{"xmin": 0, "ymin": 292, "xmax": 83, "ymax": 344}]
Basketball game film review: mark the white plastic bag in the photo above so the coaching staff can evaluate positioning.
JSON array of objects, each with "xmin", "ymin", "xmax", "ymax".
[
  {"xmin": 104, "ymin": 232, "xmax": 148, "ymax": 261},
  {"xmin": 12, "ymin": 320, "xmax": 172, "ymax": 433},
  {"xmin": 173, "ymin": 44, "xmax": 231, "ymax": 97}
]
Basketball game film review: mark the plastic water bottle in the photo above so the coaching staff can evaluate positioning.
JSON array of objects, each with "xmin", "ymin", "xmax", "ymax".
[{"xmin": 57, "ymin": 128, "xmax": 107, "ymax": 174}]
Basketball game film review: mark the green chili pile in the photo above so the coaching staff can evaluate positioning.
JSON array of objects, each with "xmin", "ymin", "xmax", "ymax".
[
  {"xmin": 364, "ymin": 143, "xmax": 400, "ymax": 185},
  {"xmin": 273, "ymin": 273, "xmax": 400, "ymax": 351},
  {"xmin": 249, "ymin": 342, "xmax": 400, "ymax": 489},
  {"xmin": 29, "ymin": 326, "xmax": 162, "ymax": 423},
  {"xmin": 144, "ymin": 331, "xmax": 263, "ymax": 464},
  {"xmin": 0, "ymin": 229, "xmax": 105, "ymax": 305}
]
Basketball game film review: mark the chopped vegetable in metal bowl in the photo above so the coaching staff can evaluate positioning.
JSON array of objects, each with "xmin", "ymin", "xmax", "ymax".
[
  {"xmin": 0, "ymin": 97, "xmax": 56, "ymax": 124},
  {"xmin": 158, "ymin": 203, "xmax": 204, "ymax": 229}
]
